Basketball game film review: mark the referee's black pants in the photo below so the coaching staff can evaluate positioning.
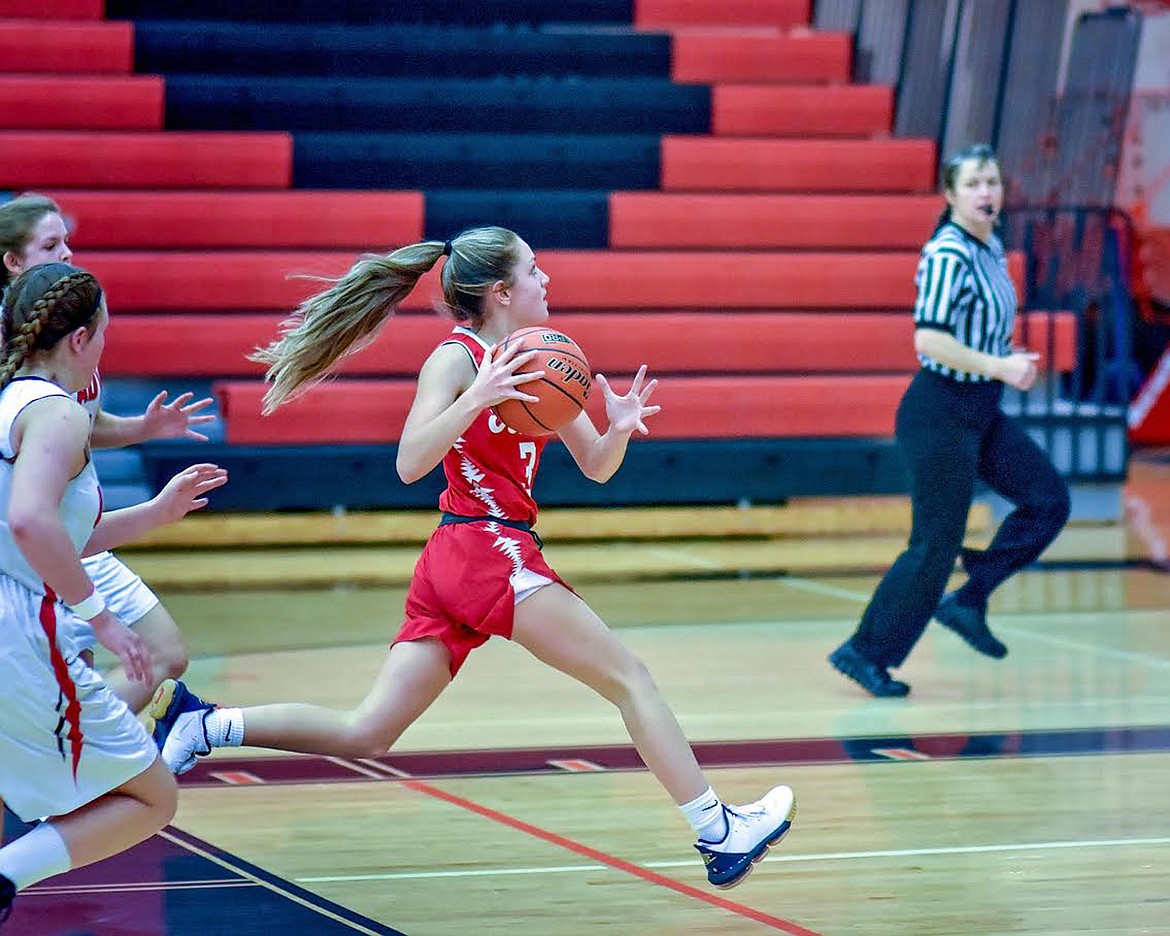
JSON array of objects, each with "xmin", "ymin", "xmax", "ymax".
[{"xmin": 850, "ymin": 369, "xmax": 1071, "ymax": 669}]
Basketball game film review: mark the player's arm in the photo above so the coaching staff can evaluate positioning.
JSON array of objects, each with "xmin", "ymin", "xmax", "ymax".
[
  {"xmin": 397, "ymin": 341, "xmax": 543, "ymax": 484},
  {"xmin": 10, "ymin": 398, "xmax": 153, "ymax": 682},
  {"xmin": 89, "ymin": 391, "xmax": 216, "ymax": 449},
  {"xmin": 557, "ymin": 365, "xmax": 660, "ymax": 483},
  {"xmin": 8, "ymin": 398, "xmax": 100, "ymax": 604}
]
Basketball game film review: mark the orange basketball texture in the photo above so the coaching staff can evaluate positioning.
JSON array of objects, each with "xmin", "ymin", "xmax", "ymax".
[{"xmin": 493, "ymin": 327, "xmax": 592, "ymax": 436}]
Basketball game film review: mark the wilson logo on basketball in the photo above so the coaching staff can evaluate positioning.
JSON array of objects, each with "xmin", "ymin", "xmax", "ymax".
[{"xmin": 545, "ymin": 358, "xmax": 591, "ymax": 399}]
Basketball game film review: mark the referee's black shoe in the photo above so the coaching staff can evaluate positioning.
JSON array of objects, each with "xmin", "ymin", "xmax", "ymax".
[
  {"xmin": 828, "ymin": 641, "xmax": 910, "ymax": 698},
  {"xmin": 934, "ymin": 592, "xmax": 1007, "ymax": 659},
  {"xmin": 0, "ymin": 873, "xmax": 15, "ymax": 929}
]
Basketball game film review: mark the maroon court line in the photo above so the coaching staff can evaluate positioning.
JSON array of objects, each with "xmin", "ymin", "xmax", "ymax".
[{"xmin": 361, "ymin": 761, "xmax": 822, "ymax": 936}]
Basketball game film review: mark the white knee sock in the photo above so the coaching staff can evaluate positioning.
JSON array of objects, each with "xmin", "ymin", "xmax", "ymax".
[
  {"xmin": 0, "ymin": 822, "xmax": 71, "ymax": 890},
  {"xmin": 679, "ymin": 786, "xmax": 729, "ymax": 842}
]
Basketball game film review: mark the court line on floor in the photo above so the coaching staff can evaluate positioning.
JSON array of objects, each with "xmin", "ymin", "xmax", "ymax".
[
  {"xmin": 348, "ymin": 759, "xmax": 820, "ymax": 936},
  {"xmin": 297, "ymin": 834, "xmax": 1170, "ymax": 884},
  {"xmin": 776, "ymin": 576, "xmax": 1170, "ymax": 671},
  {"xmin": 993, "ymin": 625, "xmax": 1170, "ymax": 671},
  {"xmin": 158, "ymin": 828, "xmax": 405, "ymax": 936},
  {"xmin": 769, "ymin": 577, "xmax": 871, "ymax": 603}
]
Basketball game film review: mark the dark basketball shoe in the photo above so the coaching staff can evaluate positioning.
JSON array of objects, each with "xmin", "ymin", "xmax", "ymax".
[
  {"xmin": 0, "ymin": 873, "xmax": 15, "ymax": 929},
  {"xmin": 828, "ymin": 640, "xmax": 910, "ymax": 697},
  {"xmin": 934, "ymin": 593, "xmax": 1007, "ymax": 659}
]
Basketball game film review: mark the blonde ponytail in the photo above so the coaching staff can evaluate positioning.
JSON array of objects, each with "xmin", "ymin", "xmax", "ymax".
[
  {"xmin": 250, "ymin": 242, "xmax": 446, "ymax": 414},
  {"xmin": 252, "ymin": 226, "xmax": 522, "ymax": 414}
]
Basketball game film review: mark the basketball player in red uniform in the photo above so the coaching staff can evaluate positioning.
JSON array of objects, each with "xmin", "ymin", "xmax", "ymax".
[{"xmin": 151, "ymin": 227, "xmax": 796, "ymax": 889}]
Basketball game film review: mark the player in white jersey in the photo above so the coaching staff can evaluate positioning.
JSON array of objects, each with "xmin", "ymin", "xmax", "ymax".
[
  {"xmin": 0, "ymin": 263, "xmax": 226, "ymax": 927},
  {"xmin": 2, "ymin": 194, "xmax": 216, "ymax": 715}
]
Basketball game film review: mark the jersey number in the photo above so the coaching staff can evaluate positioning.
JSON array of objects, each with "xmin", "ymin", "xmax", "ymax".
[{"xmin": 518, "ymin": 442, "xmax": 537, "ymax": 492}]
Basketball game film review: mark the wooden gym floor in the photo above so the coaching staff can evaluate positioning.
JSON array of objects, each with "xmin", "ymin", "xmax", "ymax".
[{"xmin": 4, "ymin": 455, "xmax": 1170, "ymax": 935}]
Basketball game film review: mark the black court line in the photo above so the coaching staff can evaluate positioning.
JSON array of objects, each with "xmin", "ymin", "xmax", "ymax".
[
  {"xmin": 1, "ymin": 811, "xmax": 407, "ymax": 936},
  {"xmin": 168, "ymin": 723, "xmax": 1170, "ymax": 789}
]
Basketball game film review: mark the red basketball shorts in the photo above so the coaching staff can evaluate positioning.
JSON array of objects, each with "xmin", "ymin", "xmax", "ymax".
[{"xmin": 395, "ymin": 520, "xmax": 571, "ymax": 675}]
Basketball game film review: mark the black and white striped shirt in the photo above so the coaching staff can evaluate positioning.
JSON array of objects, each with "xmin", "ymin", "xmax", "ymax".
[{"xmin": 913, "ymin": 221, "xmax": 1016, "ymax": 382}]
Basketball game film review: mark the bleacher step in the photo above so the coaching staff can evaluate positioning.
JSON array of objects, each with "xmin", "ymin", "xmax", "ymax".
[
  {"xmin": 118, "ymin": 521, "xmax": 1129, "ymax": 592},
  {"xmin": 122, "ymin": 499, "xmax": 991, "ymax": 549}
]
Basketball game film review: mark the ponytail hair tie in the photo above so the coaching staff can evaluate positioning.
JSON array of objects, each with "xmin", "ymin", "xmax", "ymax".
[{"xmin": 442, "ymin": 240, "xmax": 453, "ymax": 257}]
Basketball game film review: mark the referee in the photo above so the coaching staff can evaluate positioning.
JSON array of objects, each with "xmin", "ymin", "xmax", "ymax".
[{"xmin": 829, "ymin": 143, "xmax": 1071, "ymax": 698}]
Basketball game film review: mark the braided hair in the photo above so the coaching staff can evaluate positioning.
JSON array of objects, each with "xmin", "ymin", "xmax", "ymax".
[{"xmin": 0, "ymin": 263, "xmax": 103, "ymax": 391}]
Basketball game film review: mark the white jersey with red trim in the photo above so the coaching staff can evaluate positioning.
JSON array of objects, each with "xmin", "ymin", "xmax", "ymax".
[
  {"xmin": 0, "ymin": 377, "xmax": 101, "ymax": 595},
  {"xmin": 436, "ymin": 327, "xmax": 544, "ymax": 525}
]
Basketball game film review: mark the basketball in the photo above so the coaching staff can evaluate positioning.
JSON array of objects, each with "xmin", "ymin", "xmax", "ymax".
[{"xmin": 493, "ymin": 326, "xmax": 592, "ymax": 436}]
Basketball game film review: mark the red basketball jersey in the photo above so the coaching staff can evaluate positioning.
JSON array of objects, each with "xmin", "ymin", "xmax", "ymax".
[{"xmin": 437, "ymin": 328, "xmax": 545, "ymax": 525}]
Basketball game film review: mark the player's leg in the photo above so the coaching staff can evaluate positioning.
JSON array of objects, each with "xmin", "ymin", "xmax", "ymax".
[
  {"xmin": 150, "ymin": 638, "xmax": 452, "ymax": 773},
  {"xmin": 510, "ymin": 582, "xmax": 795, "ymax": 888},
  {"xmin": 45, "ymin": 759, "xmax": 177, "ymax": 869},
  {"xmin": 81, "ymin": 552, "xmax": 187, "ymax": 712},
  {"xmin": 0, "ymin": 759, "xmax": 176, "ymax": 917},
  {"xmin": 512, "ymin": 582, "xmax": 706, "ymax": 802},
  {"xmin": 104, "ymin": 603, "xmax": 188, "ymax": 713}
]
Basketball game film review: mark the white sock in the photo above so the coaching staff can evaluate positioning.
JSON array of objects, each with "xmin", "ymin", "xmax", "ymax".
[
  {"xmin": 679, "ymin": 786, "xmax": 728, "ymax": 842},
  {"xmin": 204, "ymin": 707, "xmax": 245, "ymax": 747},
  {"xmin": 0, "ymin": 822, "xmax": 71, "ymax": 890}
]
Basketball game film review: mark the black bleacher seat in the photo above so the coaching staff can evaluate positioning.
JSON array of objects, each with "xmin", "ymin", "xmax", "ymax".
[
  {"xmin": 132, "ymin": 21, "xmax": 673, "ymax": 79},
  {"xmin": 162, "ymin": 76, "xmax": 710, "ymax": 135},
  {"xmin": 424, "ymin": 190, "xmax": 610, "ymax": 248},
  {"xmin": 106, "ymin": 0, "xmax": 637, "ymax": 25},
  {"xmin": 292, "ymin": 132, "xmax": 662, "ymax": 190}
]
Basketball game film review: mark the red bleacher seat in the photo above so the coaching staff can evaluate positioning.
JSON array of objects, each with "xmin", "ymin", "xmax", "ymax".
[
  {"xmin": 84, "ymin": 249, "xmax": 927, "ymax": 311},
  {"xmin": 55, "ymin": 191, "xmax": 424, "ymax": 249},
  {"xmin": 0, "ymin": 76, "xmax": 163, "ymax": 130},
  {"xmin": 0, "ymin": 132, "xmax": 292, "ymax": 188},
  {"xmin": 536, "ymin": 251, "xmax": 925, "ymax": 309},
  {"xmin": 86, "ymin": 249, "xmax": 1024, "ymax": 313},
  {"xmin": 671, "ymin": 31, "xmax": 851, "ymax": 84},
  {"xmin": 661, "ymin": 137, "xmax": 936, "ymax": 192},
  {"xmin": 0, "ymin": 21, "xmax": 132, "ymax": 73},
  {"xmin": 0, "ymin": 0, "xmax": 103, "ymax": 18},
  {"xmin": 215, "ymin": 379, "xmax": 419, "ymax": 445},
  {"xmin": 712, "ymin": 85, "xmax": 893, "ymax": 137},
  {"xmin": 82, "ymin": 251, "xmax": 357, "ymax": 311},
  {"xmin": 609, "ymin": 193, "xmax": 942, "ymax": 248},
  {"xmin": 635, "ymin": 0, "xmax": 809, "ymax": 29},
  {"xmin": 213, "ymin": 373, "xmax": 911, "ymax": 445},
  {"xmin": 103, "ymin": 311, "xmax": 1079, "ymax": 380},
  {"xmin": 104, "ymin": 313, "xmax": 450, "ymax": 378}
]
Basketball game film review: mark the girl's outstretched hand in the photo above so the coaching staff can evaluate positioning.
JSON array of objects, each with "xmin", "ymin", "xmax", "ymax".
[
  {"xmin": 140, "ymin": 391, "xmax": 217, "ymax": 441},
  {"xmin": 597, "ymin": 365, "xmax": 661, "ymax": 436},
  {"xmin": 152, "ymin": 463, "xmax": 229, "ymax": 522}
]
